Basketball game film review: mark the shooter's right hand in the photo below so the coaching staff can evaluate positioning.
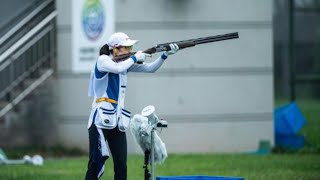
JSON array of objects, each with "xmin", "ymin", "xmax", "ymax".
[{"xmin": 132, "ymin": 51, "xmax": 146, "ymax": 64}]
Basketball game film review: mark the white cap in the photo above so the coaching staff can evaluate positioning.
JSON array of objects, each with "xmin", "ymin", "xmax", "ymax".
[{"xmin": 107, "ymin": 32, "xmax": 138, "ymax": 49}]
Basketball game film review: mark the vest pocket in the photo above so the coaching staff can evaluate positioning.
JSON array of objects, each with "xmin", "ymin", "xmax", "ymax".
[
  {"xmin": 118, "ymin": 108, "xmax": 131, "ymax": 132},
  {"xmin": 98, "ymin": 102, "xmax": 117, "ymax": 128}
]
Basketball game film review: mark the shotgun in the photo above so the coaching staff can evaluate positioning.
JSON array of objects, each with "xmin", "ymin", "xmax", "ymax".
[{"xmin": 113, "ymin": 32, "xmax": 239, "ymax": 62}]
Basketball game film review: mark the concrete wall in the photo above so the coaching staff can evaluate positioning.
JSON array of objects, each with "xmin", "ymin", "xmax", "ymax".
[{"xmin": 56, "ymin": 0, "xmax": 274, "ymax": 153}]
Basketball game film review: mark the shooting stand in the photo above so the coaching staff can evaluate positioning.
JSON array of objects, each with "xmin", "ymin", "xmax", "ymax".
[
  {"xmin": 143, "ymin": 150, "xmax": 151, "ymax": 180},
  {"xmin": 143, "ymin": 120, "xmax": 168, "ymax": 180}
]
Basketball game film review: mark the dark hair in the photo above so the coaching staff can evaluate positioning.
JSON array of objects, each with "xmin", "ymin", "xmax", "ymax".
[{"xmin": 99, "ymin": 44, "xmax": 111, "ymax": 55}]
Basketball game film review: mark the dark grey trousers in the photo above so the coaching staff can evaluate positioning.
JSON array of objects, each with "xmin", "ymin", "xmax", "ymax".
[{"xmin": 85, "ymin": 110, "xmax": 127, "ymax": 180}]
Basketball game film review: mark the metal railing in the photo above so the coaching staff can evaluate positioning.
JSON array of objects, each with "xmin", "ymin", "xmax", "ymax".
[{"xmin": 0, "ymin": 0, "xmax": 56, "ymax": 118}]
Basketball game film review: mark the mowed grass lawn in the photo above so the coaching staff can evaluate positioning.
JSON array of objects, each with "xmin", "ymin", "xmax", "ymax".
[
  {"xmin": 0, "ymin": 153, "xmax": 320, "ymax": 180},
  {"xmin": 1, "ymin": 98, "xmax": 319, "ymax": 179}
]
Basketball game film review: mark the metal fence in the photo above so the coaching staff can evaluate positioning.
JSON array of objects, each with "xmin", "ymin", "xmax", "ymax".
[{"xmin": 0, "ymin": 0, "xmax": 56, "ymax": 118}]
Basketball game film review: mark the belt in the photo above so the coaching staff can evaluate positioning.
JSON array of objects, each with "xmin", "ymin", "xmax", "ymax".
[{"xmin": 96, "ymin": 97, "xmax": 118, "ymax": 104}]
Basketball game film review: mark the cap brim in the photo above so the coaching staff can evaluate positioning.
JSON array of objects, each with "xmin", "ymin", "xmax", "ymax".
[{"xmin": 122, "ymin": 39, "xmax": 138, "ymax": 46}]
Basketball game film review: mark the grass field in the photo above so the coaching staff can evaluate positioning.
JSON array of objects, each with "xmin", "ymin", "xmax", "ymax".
[
  {"xmin": 0, "ymin": 98, "xmax": 319, "ymax": 179},
  {"xmin": 0, "ymin": 153, "xmax": 320, "ymax": 180}
]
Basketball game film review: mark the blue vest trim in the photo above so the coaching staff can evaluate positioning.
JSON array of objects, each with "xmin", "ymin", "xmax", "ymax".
[
  {"xmin": 106, "ymin": 73, "xmax": 119, "ymax": 108},
  {"xmin": 122, "ymin": 108, "xmax": 130, "ymax": 114},
  {"xmin": 122, "ymin": 112, "xmax": 131, "ymax": 118},
  {"xmin": 102, "ymin": 112, "xmax": 116, "ymax": 115},
  {"xmin": 93, "ymin": 109, "xmax": 97, "ymax": 124},
  {"xmin": 100, "ymin": 107, "xmax": 116, "ymax": 113},
  {"xmin": 95, "ymin": 63, "xmax": 107, "ymax": 79}
]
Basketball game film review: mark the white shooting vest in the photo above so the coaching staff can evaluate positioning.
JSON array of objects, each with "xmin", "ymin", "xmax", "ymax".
[{"xmin": 87, "ymin": 63, "xmax": 131, "ymax": 132}]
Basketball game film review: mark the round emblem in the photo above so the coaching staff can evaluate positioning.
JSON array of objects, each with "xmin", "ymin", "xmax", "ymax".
[{"xmin": 82, "ymin": 0, "xmax": 105, "ymax": 41}]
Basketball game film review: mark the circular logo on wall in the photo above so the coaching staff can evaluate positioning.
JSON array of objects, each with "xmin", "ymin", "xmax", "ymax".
[{"xmin": 82, "ymin": 0, "xmax": 105, "ymax": 41}]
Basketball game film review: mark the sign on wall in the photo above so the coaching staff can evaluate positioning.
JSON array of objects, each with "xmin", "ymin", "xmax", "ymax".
[{"xmin": 72, "ymin": 0, "xmax": 114, "ymax": 73}]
